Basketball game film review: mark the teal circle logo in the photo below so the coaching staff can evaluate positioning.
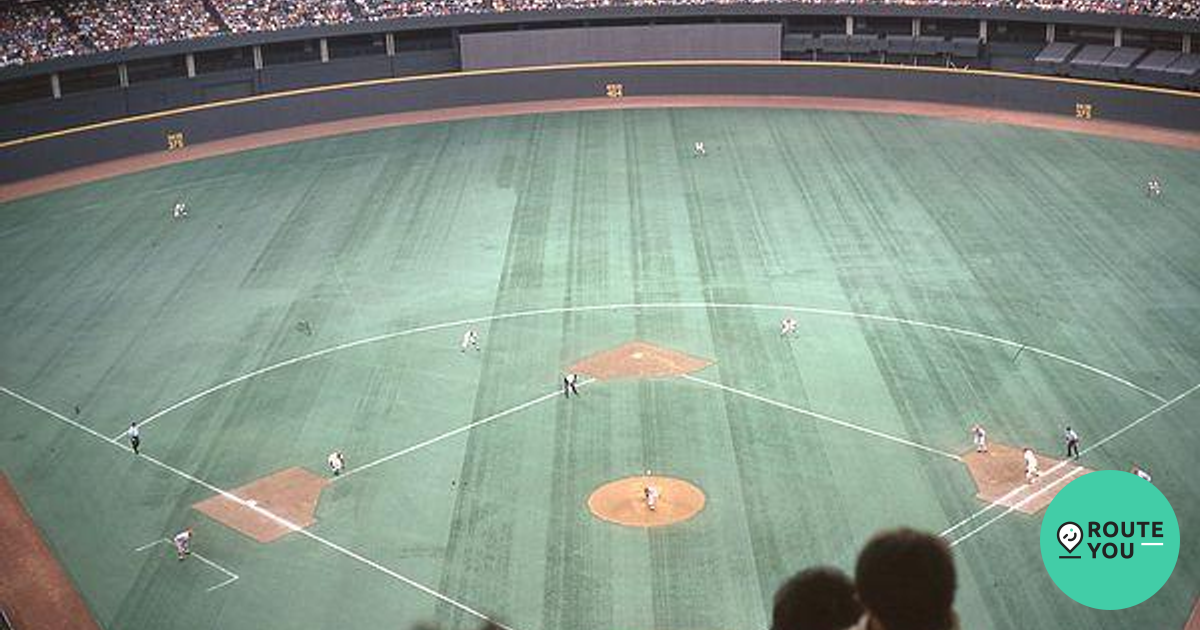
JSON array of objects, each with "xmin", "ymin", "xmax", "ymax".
[{"xmin": 1040, "ymin": 470, "xmax": 1179, "ymax": 609}]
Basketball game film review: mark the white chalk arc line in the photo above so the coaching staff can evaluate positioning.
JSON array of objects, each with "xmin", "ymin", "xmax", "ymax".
[
  {"xmin": 681, "ymin": 374, "xmax": 963, "ymax": 462},
  {"xmin": 1, "ymin": 386, "xmax": 514, "ymax": 630},
  {"xmin": 121, "ymin": 301, "xmax": 1167, "ymax": 439}
]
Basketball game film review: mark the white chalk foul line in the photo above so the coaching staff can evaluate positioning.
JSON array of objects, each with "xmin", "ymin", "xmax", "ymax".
[
  {"xmin": 941, "ymin": 381, "xmax": 1200, "ymax": 545},
  {"xmin": 947, "ymin": 466, "xmax": 1085, "ymax": 548},
  {"xmin": 681, "ymin": 374, "xmax": 963, "ymax": 462},
  {"xmin": 119, "ymin": 301, "xmax": 1166, "ymax": 439},
  {"xmin": 1, "ymin": 385, "xmax": 513, "ymax": 630},
  {"xmin": 336, "ymin": 379, "xmax": 592, "ymax": 482},
  {"xmin": 134, "ymin": 539, "xmax": 240, "ymax": 592}
]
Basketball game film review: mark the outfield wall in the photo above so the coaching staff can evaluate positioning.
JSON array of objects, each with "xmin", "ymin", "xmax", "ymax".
[{"xmin": 2, "ymin": 62, "xmax": 1198, "ymax": 185}]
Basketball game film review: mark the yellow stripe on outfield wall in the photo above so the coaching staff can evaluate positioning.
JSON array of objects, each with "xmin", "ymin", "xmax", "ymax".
[{"xmin": 1, "ymin": 59, "xmax": 1197, "ymax": 150}]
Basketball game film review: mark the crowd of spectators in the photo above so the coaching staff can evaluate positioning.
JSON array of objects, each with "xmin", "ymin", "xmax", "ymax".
[
  {"xmin": 210, "ymin": 0, "xmax": 355, "ymax": 33},
  {"xmin": 65, "ymin": 0, "xmax": 221, "ymax": 53},
  {"xmin": 0, "ymin": 3, "xmax": 88, "ymax": 67},
  {"xmin": 1, "ymin": 0, "xmax": 1197, "ymax": 69},
  {"xmin": 356, "ymin": 0, "xmax": 488, "ymax": 21}
]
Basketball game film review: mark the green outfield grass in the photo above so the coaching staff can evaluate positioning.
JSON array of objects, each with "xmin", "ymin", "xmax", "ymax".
[{"xmin": 1, "ymin": 107, "xmax": 1198, "ymax": 630}]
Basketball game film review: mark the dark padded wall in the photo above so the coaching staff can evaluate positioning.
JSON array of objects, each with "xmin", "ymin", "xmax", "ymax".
[
  {"xmin": 3, "ymin": 64, "xmax": 1198, "ymax": 184},
  {"xmin": 459, "ymin": 24, "xmax": 783, "ymax": 70}
]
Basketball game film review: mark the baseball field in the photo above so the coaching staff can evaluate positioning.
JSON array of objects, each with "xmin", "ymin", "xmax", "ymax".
[{"xmin": 0, "ymin": 105, "xmax": 1197, "ymax": 630}]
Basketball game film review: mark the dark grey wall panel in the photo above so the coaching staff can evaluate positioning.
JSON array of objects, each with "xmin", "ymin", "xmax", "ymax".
[
  {"xmin": 2, "ymin": 64, "xmax": 1197, "ymax": 185},
  {"xmin": 0, "ymin": 90, "xmax": 128, "ymax": 140},
  {"xmin": 259, "ymin": 57, "xmax": 394, "ymax": 92},
  {"xmin": 460, "ymin": 24, "xmax": 782, "ymax": 70}
]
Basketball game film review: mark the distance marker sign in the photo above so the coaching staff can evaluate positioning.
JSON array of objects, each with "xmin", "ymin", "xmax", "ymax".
[{"xmin": 1040, "ymin": 470, "xmax": 1180, "ymax": 609}]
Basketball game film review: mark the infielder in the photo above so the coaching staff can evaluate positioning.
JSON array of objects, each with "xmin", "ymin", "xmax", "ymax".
[
  {"xmin": 1023, "ymin": 448, "xmax": 1040, "ymax": 484},
  {"xmin": 780, "ymin": 317, "xmax": 799, "ymax": 338},
  {"xmin": 327, "ymin": 451, "xmax": 345, "ymax": 476},
  {"xmin": 171, "ymin": 202, "xmax": 188, "ymax": 219},
  {"xmin": 1064, "ymin": 426, "xmax": 1081, "ymax": 460},
  {"xmin": 970, "ymin": 423, "xmax": 988, "ymax": 453},
  {"xmin": 693, "ymin": 141, "xmax": 706, "ymax": 157},
  {"xmin": 173, "ymin": 528, "xmax": 193, "ymax": 560},
  {"xmin": 460, "ymin": 328, "xmax": 480, "ymax": 353}
]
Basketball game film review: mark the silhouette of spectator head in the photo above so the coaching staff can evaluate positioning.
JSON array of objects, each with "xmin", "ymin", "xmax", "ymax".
[
  {"xmin": 855, "ymin": 529, "xmax": 956, "ymax": 630},
  {"xmin": 772, "ymin": 566, "xmax": 863, "ymax": 630}
]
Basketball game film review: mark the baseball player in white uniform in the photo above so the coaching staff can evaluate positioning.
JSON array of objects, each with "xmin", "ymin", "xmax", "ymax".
[
  {"xmin": 173, "ymin": 528, "xmax": 193, "ymax": 560},
  {"xmin": 1146, "ymin": 178, "xmax": 1162, "ymax": 197},
  {"xmin": 327, "ymin": 451, "xmax": 345, "ymax": 476},
  {"xmin": 172, "ymin": 202, "xmax": 188, "ymax": 219},
  {"xmin": 693, "ymin": 141, "xmax": 706, "ymax": 157},
  {"xmin": 460, "ymin": 328, "xmax": 480, "ymax": 353},
  {"xmin": 970, "ymin": 424, "xmax": 988, "ymax": 453},
  {"xmin": 780, "ymin": 317, "xmax": 799, "ymax": 338},
  {"xmin": 644, "ymin": 484, "xmax": 661, "ymax": 511},
  {"xmin": 1132, "ymin": 465, "xmax": 1152, "ymax": 482},
  {"xmin": 1024, "ymin": 448, "xmax": 1040, "ymax": 484}
]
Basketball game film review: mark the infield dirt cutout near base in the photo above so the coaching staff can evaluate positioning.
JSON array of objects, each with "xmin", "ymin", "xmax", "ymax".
[
  {"xmin": 588, "ymin": 476, "xmax": 706, "ymax": 527},
  {"xmin": 962, "ymin": 444, "xmax": 1093, "ymax": 515},
  {"xmin": 193, "ymin": 467, "xmax": 329, "ymax": 543},
  {"xmin": 0, "ymin": 475, "xmax": 102, "ymax": 630},
  {"xmin": 1185, "ymin": 598, "xmax": 1200, "ymax": 630},
  {"xmin": 569, "ymin": 341, "xmax": 712, "ymax": 380}
]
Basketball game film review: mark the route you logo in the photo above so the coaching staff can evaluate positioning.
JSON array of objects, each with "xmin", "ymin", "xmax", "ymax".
[{"xmin": 1040, "ymin": 470, "xmax": 1180, "ymax": 609}]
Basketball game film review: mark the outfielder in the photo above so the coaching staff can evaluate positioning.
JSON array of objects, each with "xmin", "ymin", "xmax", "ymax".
[
  {"xmin": 693, "ymin": 141, "xmax": 706, "ymax": 157},
  {"xmin": 780, "ymin": 317, "xmax": 798, "ymax": 338},
  {"xmin": 171, "ymin": 202, "xmax": 188, "ymax": 219},
  {"xmin": 1146, "ymin": 177, "xmax": 1162, "ymax": 197}
]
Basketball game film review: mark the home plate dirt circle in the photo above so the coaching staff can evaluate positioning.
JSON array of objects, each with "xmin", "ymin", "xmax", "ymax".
[{"xmin": 588, "ymin": 476, "xmax": 705, "ymax": 527}]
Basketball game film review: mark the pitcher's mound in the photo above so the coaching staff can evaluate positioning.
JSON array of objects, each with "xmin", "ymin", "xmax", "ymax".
[
  {"xmin": 193, "ymin": 467, "xmax": 329, "ymax": 543},
  {"xmin": 962, "ymin": 444, "xmax": 1092, "ymax": 515},
  {"xmin": 570, "ymin": 341, "xmax": 712, "ymax": 380},
  {"xmin": 588, "ymin": 476, "xmax": 705, "ymax": 527}
]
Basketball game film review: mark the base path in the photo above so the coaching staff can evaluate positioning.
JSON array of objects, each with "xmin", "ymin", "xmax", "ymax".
[
  {"xmin": 588, "ymin": 476, "xmax": 706, "ymax": 527},
  {"xmin": 4, "ymin": 94, "xmax": 1200, "ymax": 203},
  {"xmin": 193, "ymin": 467, "xmax": 330, "ymax": 543},
  {"xmin": 0, "ymin": 475, "xmax": 102, "ymax": 630},
  {"xmin": 961, "ymin": 444, "xmax": 1092, "ymax": 515}
]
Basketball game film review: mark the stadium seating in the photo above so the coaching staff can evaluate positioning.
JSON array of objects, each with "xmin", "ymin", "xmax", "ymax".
[{"xmin": 2, "ymin": 0, "xmax": 1199, "ymax": 69}]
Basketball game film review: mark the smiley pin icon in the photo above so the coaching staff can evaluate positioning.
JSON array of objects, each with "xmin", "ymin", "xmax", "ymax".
[{"xmin": 1058, "ymin": 522, "xmax": 1083, "ymax": 556}]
